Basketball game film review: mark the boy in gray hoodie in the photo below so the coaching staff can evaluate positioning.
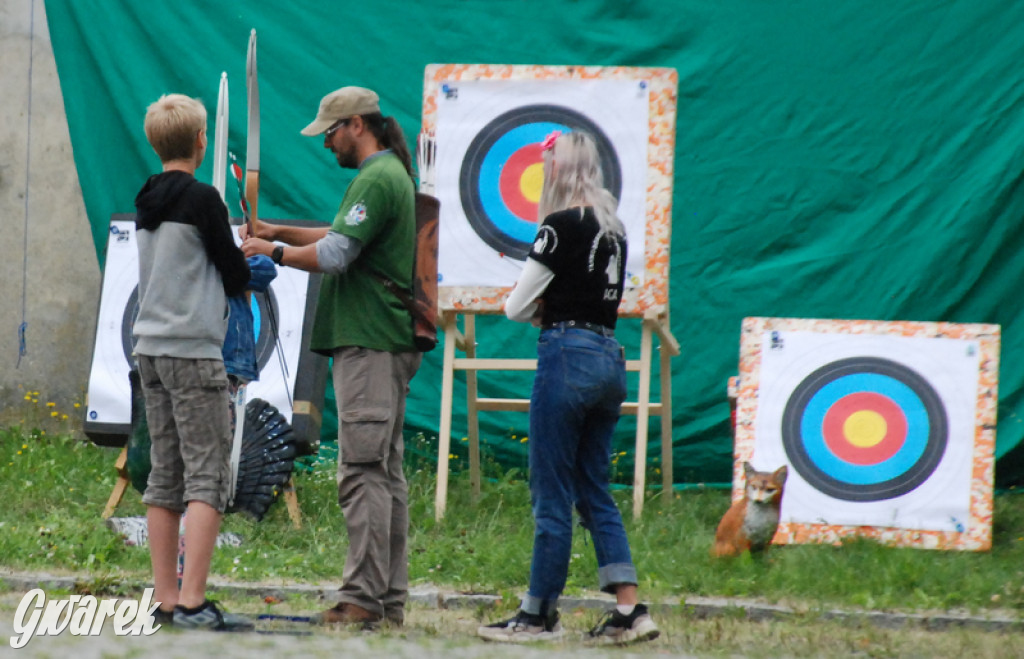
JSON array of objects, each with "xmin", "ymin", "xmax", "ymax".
[{"xmin": 133, "ymin": 93, "xmax": 251, "ymax": 631}]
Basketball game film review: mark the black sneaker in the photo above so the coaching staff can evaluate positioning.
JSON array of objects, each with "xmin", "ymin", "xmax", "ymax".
[
  {"xmin": 172, "ymin": 600, "xmax": 255, "ymax": 632},
  {"xmin": 152, "ymin": 607, "xmax": 174, "ymax": 628},
  {"xmin": 587, "ymin": 603, "xmax": 660, "ymax": 645},
  {"xmin": 477, "ymin": 609, "xmax": 564, "ymax": 643}
]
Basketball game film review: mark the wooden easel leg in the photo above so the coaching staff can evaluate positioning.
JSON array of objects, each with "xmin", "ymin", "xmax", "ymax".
[
  {"xmin": 435, "ymin": 310, "xmax": 458, "ymax": 520},
  {"xmin": 633, "ymin": 319, "xmax": 654, "ymax": 519},
  {"xmin": 102, "ymin": 447, "xmax": 130, "ymax": 519},
  {"xmin": 660, "ymin": 339, "xmax": 674, "ymax": 504},
  {"xmin": 465, "ymin": 314, "xmax": 481, "ymax": 500},
  {"xmin": 283, "ymin": 476, "xmax": 301, "ymax": 529}
]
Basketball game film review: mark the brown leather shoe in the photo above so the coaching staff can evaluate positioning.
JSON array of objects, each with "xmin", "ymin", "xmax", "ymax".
[{"xmin": 310, "ymin": 602, "xmax": 382, "ymax": 627}]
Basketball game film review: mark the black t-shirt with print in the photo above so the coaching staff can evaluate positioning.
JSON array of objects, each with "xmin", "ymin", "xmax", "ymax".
[{"xmin": 528, "ymin": 206, "xmax": 627, "ymax": 329}]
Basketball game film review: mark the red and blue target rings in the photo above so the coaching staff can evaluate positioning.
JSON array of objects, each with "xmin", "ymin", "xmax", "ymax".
[
  {"xmin": 780, "ymin": 357, "xmax": 948, "ymax": 502},
  {"xmin": 458, "ymin": 104, "xmax": 621, "ymax": 260}
]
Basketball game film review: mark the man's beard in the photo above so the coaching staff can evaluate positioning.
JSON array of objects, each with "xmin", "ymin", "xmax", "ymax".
[{"xmin": 335, "ymin": 145, "xmax": 359, "ymax": 169}]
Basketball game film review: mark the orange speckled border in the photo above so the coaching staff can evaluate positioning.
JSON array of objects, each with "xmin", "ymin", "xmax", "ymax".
[
  {"xmin": 734, "ymin": 317, "xmax": 999, "ymax": 552},
  {"xmin": 422, "ymin": 64, "xmax": 678, "ymax": 317}
]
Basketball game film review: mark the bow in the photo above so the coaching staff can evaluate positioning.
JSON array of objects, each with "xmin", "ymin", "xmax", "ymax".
[
  {"xmin": 245, "ymin": 28, "xmax": 260, "ymax": 228},
  {"xmin": 212, "ymin": 72, "xmax": 229, "ymax": 204}
]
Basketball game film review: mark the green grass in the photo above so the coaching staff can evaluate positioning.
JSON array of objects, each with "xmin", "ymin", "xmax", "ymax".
[{"xmin": 2, "ymin": 424, "xmax": 1024, "ymax": 617}]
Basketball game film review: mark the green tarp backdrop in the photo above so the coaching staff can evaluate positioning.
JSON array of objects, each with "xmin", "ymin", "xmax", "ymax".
[{"xmin": 45, "ymin": 0, "xmax": 1024, "ymax": 487}]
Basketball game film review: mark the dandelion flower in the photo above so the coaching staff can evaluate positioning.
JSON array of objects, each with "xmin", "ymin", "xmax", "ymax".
[
  {"xmin": 50, "ymin": 411, "xmax": 58, "ymax": 417},
  {"xmin": 74, "ymin": 403, "xmax": 80, "ymax": 409},
  {"xmin": 520, "ymin": 437, "xmax": 528, "ymax": 443},
  {"xmin": 46, "ymin": 402, "xmax": 56, "ymax": 408}
]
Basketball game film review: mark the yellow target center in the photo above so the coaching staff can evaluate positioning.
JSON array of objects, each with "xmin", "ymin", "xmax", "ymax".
[
  {"xmin": 843, "ymin": 410, "xmax": 887, "ymax": 448},
  {"xmin": 520, "ymin": 163, "xmax": 545, "ymax": 203}
]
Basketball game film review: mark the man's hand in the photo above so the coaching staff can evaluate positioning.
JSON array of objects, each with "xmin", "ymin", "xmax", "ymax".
[
  {"xmin": 238, "ymin": 218, "xmax": 274, "ymax": 241},
  {"xmin": 242, "ymin": 236, "xmax": 274, "ymax": 258}
]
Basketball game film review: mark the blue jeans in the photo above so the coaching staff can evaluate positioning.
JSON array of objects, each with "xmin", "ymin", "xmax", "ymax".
[{"xmin": 522, "ymin": 327, "xmax": 637, "ymax": 615}]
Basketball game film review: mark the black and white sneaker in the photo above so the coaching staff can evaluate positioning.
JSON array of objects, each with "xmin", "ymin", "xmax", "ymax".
[
  {"xmin": 587, "ymin": 603, "xmax": 660, "ymax": 645},
  {"xmin": 477, "ymin": 609, "xmax": 564, "ymax": 643},
  {"xmin": 151, "ymin": 607, "xmax": 174, "ymax": 628},
  {"xmin": 172, "ymin": 600, "xmax": 254, "ymax": 632}
]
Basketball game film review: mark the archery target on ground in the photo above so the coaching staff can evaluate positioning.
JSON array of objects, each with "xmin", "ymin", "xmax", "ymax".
[
  {"xmin": 734, "ymin": 317, "xmax": 999, "ymax": 551},
  {"xmin": 433, "ymin": 78, "xmax": 649, "ymax": 288},
  {"xmin": 85, "ymin": 215, "xmax": 323, "ymax": 448},
  {"xmin": 780, "ymin": 356, "xmax": 948, "ymax": 502}
]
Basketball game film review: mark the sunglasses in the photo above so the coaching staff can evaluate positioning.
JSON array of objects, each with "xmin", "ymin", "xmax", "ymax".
[{"xmin": 325, "ymin": 118, "xmax": 351, "ymax": 137}]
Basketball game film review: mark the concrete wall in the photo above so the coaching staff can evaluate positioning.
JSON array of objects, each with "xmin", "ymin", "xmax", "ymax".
[{"xmin": 1, "ymin": 0, "xmax": 99, "ymax": 429}]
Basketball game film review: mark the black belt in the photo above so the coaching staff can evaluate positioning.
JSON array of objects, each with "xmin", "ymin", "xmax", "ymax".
[{"xmin": 542, "ymin": 320, "xmax": 615, "ymax": 338}]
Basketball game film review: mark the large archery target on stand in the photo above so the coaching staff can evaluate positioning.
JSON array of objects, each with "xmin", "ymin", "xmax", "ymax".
[
  {"xmin": 84, "ymin": 216, "xmax": 323, "ymax": 447},
  {"xmin": 434, "ymin": 78, "xmax": 649, "ymax": 288},
  {"xmin": 457, "ymin": 104, "xmax": 622, "ymax": 260},
  {"xmin": 734, "ymin": 317, "xmax": 999, "ymax": 551}
]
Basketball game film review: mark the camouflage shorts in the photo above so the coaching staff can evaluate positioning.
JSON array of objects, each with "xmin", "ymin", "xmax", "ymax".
[{"xmin": 136, "ymin": 355, "xmax": 232, "ymax": 513}]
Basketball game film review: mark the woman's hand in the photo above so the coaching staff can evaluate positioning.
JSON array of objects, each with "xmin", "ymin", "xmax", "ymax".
[{"xmin": 530, "ymin": 299, "xmax": 545, "ymax": 327}]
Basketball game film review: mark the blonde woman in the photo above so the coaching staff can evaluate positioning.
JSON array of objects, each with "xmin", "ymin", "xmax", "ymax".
[{"xmin": 478, "ymin": 131, "xmax": 659, "ymax": 646}]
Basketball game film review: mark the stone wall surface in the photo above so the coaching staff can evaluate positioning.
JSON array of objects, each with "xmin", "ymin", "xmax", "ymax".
[{"xmin": 1, "ymin": 0, "xmax": 99, "ymax": 426}]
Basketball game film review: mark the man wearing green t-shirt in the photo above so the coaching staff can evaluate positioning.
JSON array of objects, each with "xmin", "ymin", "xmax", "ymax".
[{"xmin": 241, "ymin": 86, "xmax": 420, "ymax": 628}]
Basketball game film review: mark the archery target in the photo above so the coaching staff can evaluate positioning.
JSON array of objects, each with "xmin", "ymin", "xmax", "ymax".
[
  {"xmin": 435, "ymin": 78, "xmax": 649, "ymax": 287},
  {"xmin": 753, "ymin": 331, "xmax": 980, "ymax": 532},
  {"xmin": 780, "ymin": 357, "xmax": 947, "ymax": 502},
  {"xmin": 119, "ymin": 286, "xmax": 280, "ymax": 374},
  {"xmin": 85, "ymin": 216, "xmax": 316, "ymax": 444},
  {"xmin": 458, "ymin": 104, "xmax": 622, "ymax": 260}
]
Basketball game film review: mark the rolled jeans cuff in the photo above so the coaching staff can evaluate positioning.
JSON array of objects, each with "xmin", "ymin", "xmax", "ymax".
[
  {"xmin": 520, "ymin": 593, "xmax": 558, "ymax": 616},
  {"xmin": 598, "ymin": 563, "xmax": 638, "ymax": 594}
]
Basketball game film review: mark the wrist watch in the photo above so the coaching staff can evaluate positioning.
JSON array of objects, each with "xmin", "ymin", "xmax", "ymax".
[{"xmin": 271, "ymin": 245, "xmax": 284, "ymax": 265}]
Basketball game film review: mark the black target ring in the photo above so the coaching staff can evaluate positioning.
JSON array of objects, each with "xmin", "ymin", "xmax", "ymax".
[
  {"xmin": 121, "ymin": 286, "xmax": 278, "ymax": 373},
  {"xmin": 459, "ymin": 104, "xmax": 622, "ymax": 260},
  {"xmin": 781, "ymin": 356, "xmax": 948, "ymax": 502}
]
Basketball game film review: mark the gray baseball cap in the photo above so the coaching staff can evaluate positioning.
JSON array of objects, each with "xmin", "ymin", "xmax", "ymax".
[{"xmin": 300, "ymin": 86, "xmax": 380, "ymax": 136}]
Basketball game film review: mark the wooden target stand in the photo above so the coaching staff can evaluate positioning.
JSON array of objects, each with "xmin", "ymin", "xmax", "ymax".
[
  {"xmin": 433, "ymin": 303, "xmax": 679, "ymax": 520},
  {"xmin": 420, "ymin": 62, "xmax": 680, "ymax": 520}
]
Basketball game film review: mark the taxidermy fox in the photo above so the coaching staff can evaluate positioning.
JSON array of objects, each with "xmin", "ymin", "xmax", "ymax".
[{"xmin": 711, "ymin": 462, "xmax": 788, "ymax": 558}]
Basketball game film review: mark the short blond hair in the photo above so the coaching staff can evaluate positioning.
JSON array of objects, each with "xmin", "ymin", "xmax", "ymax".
[{"xmin": 144, "ymin": 94, "xmax": 207, "ymax": 162}]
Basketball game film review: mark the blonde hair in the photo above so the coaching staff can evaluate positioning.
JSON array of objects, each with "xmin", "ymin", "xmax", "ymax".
[
  {"xmin": 537, "ymin": 131, "xmax": 624, "ymax": 235},
  {"xmin": 143, "ymin": 94, "xmax": 207, "ymax": 162}
]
